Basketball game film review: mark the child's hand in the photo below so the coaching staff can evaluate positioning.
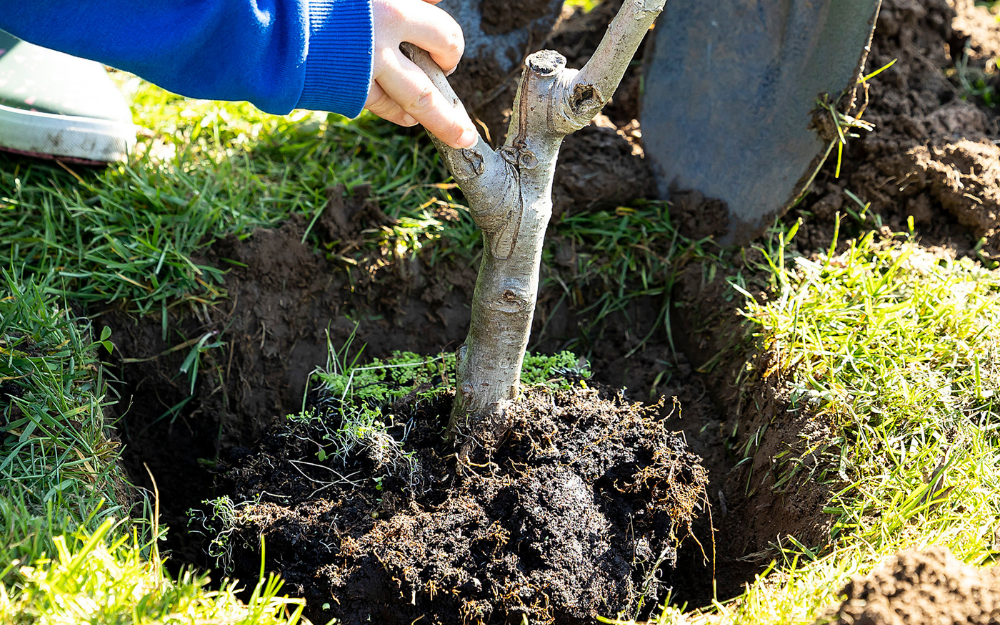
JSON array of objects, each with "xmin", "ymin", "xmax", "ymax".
[{"xmin": 366, "ymin": 0, "xmax": 478, "ymax": 149}]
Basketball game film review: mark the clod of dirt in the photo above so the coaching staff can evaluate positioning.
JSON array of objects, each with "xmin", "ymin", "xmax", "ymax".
[
  {"xmin": 215, "ymin": 385, "xmax": 708, "ymax": 625},
  {"xmin": 666, "ymin": 186, "xmax": 731, "ymax": 240},
  {"xmin": 795, "ymin": 0, "xmax": 1000, "ymax": 258},
  {"xmin": 834, "ymin": 546, "xmax": 1000, "ymax": 625},
  {"xmin": 552, "ymin": 119, "xmax": 656, "ymax": 220}
]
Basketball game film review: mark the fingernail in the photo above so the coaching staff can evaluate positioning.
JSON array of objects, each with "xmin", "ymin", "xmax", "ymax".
[
  {"xmin": 402, "ymin": 114, "xmax": 418, "ymax": 126},
  {"xmin": 457, "ymin": 128, "xmax": 477, "ymax": 148}
]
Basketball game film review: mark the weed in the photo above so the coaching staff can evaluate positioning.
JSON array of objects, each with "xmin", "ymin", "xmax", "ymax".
[
  {"xmin": 187, "ymin": 495, "xmax": 261, "ymax": 572},
  {"xmin": 955, "ymin": 47, "xmax": 997, "ymax": 108}
]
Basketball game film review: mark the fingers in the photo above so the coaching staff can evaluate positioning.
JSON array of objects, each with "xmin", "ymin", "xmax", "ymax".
[
  {"xmin": 365, "ymin": 82, "xmax": 418, "ymax": 127},
  {"xmin": 393, "ymin": 0, "xmax": 464, "ymax": 74},
  {"xmin": 378, "ymin": 50, "xmax": 477, "ymax": 148}
]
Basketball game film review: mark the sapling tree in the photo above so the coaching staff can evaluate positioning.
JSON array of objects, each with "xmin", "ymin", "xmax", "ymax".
[{"xmin": 404, "ymin": 0, "xmax": 665, "ymax": 459}]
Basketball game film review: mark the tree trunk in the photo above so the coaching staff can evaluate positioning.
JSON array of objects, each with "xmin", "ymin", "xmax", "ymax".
[{"xmin": 404, "ymin": 0, "xmax": 665, "ymax": 460}]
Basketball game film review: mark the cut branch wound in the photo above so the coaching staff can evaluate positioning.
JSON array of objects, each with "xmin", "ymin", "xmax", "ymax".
[{"xmin": 402, "ymin": 0, "xmax": 665, "ymax": 463}]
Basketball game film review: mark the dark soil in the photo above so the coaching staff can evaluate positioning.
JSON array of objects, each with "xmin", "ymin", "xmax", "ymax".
[
  {"xmin": 832, "ymin": 547, "xmax": 1000, "ymax": 624},
  {"xmin": 552, "ymin": 118, "xmax": 654, "ymax": 221},
  {"xmin": 793, "ymin": 0, "xmax": 1000, "ymax": 259},
  {"xmin": 215, "ymin": 384, "xmax": 707, "ymax": 625},
  {"xmin": 479, "ymin": 0, "xmax": 558, "ymax": 36}
]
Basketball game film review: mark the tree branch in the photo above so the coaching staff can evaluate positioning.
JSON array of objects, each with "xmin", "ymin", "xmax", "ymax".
[
  {"xmin": 557, "ymin": 0, "xmax": 665, "ymax": 131},
  {"xmin": 400, "ymin": 43, "xmax": 510, "ymax": 219}
]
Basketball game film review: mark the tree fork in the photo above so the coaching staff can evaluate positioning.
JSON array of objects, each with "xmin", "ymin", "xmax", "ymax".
[{"xmin": 403, "ymin": 0, "xmax": 665, "ymax": 460}]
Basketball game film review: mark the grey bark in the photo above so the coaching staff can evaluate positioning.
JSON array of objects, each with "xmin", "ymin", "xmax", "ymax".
[{"xmin": 404, "ymin": 0, "xmax": 665, "ymax": 460}]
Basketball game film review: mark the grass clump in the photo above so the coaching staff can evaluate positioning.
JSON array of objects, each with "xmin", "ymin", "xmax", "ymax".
[
  {"xmin": 738, "ymin": 230, "xmax": 1000, "ymax": 555},
  {"xmin": 1, "ymin": 269, "xmax": 126, "ymax": 570},
  {"xmin": 0, "ymin": 517, "xmax": 305, "ymax": 625}
]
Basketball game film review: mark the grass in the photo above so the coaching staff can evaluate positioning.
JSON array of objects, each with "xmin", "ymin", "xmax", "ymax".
[
  {"xmin": 1, "ymin": 517, "xmax": 305, "ymax": 625},
  {"xmin": 738, "ymin": 228, "xmax": 1000, "ymax": 553},
  {"xmin": 1, "ymin": 268, "xmax": 126, "ymax": 570},
  {"xmin": 629, "ymin": 225, "xmax": 1000, "ymax": 624},
  {"xmin": 544, "ymin": 203, "xmax": 721, "ymax": 356},
  {"xmin": 0, "ymin": 79, "xmax": 466, "ymax": 317}
]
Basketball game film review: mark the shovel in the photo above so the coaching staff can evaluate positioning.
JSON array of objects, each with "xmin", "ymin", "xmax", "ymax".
[{"xmin": 640, "ymin": 0, "xmax": 883, "ymax": 244}]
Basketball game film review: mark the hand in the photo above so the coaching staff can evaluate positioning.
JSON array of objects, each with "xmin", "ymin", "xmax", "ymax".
[{"xmin": 365, "ymin": 0, "xmax": 478, "ymax": 149}]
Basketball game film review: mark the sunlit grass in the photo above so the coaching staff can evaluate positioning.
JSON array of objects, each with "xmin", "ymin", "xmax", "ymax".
[
  {"xmin": 0, "ymin": 80, "xmax": 463, "ymax": 316},
  {"xmin": 0, "ymin": 517, "xmax": 305, "ymax": 625},
  {"xmin": 633, "ymin": 226, "xmax": 1000, "ymax": 624},
  {"xmin": 0, "ymin": 270, "xmax": 304, "ymax": 623}
]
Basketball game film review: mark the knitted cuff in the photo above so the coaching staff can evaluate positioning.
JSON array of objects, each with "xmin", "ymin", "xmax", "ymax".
[{"xmin": 297, "ymin": 0, "xmax": 373, "ymax": 117}]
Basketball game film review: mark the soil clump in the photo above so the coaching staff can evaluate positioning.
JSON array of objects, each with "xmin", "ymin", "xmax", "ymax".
[
  {"xmin": 215, "ymin": 384, "xmax": 708, "ymax": 625},
  {"xmin": 833, "ymin": 547, "xmax": 1000, "ymax": 625},
  {"xmin": 794, "ymin": 0, "xmax": 1000, "ymax": 258}
]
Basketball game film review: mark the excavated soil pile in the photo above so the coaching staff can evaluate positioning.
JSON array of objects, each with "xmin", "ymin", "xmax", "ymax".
[
  {"xmin": 213, "ymin": 383, "xmax": 708, "ymax": 625},
  {"xmin": 833, "ymin": 547, "xmax": 1000, "ymax": 625},
  {"xmin": 797, "ymin": 0, "xmax": 1000, "ymax": 256}
]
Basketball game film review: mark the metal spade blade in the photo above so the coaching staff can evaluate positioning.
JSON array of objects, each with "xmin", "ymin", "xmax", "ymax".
[{"xmin": 641, "ymin": 0, "xmax": 882, "ymax": 245}]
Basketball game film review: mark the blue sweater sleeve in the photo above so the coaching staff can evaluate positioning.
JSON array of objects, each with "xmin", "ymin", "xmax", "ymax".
[{"xmin": 0, "ymin": 0, "xmax": 373, "ymax": 117}]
